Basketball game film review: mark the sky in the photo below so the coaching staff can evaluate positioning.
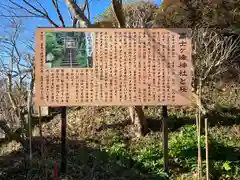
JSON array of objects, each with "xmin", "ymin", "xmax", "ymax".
[
  {"xmin": 0, "ymin": 0, "xmax": 113, "ymax": 57},
  {"xmin": 0, "ymin": 0, "xmax": 161, "ymax": 81},
  {"xmin": 18, "ymin": 0, "xmax": 113, "ymax": 41},
  {"xmin": 0, "ymin": 0, "xmax": 161, "ymax": 60},
  {"xmin": 26, "ymin": 0, "xmax": 112, "ymax": 27},
  {"xmin": 1, "ymin": 0, "xmax": 162, "ymax": 39},
  {"xmin": 14, "ymin": 0, "xmax": 161, "ymax": 29}
]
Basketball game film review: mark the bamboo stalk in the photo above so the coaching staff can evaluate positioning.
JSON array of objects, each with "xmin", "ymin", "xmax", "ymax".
[
  {"xmin": 38, "ymin": 106, "xmax": 48, "ymax": 179},
  {"xmin": 198, "ymin": 109, "xmax": 202, "ymax": 179},
  {"xmin": 197, "ymin": 78, "xmax": 202, "ymax": 180},
  {"xmin": 205, "ymin": 118, "xmax": 209, "ymax": 180},
  {"xmin": 27, "ymin": 71, "xmax": 35, "ymax": 166},
  {"xmin": 196, "ymin": 113, "xmax": 201, "ymax": 180},
  {"xmin": 38, "ymin": 106, "xmax": 44, "ymax": 162},
  {"xmin": 195, "ymin": 113, "xmax": 198, "ymax": 172},
  {"xmin": 28, "ymin": 92, "xmax": 32, "ymax": 166}
]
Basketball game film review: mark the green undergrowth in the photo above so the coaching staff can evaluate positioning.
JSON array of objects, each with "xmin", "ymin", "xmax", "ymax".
[
  {"xmin": 0, "ymin": 105, "xmax": 240, "ymax": 179},
  {"xmin": 96, "ymin": 124, "xmax": 240, "ymax": 179}
]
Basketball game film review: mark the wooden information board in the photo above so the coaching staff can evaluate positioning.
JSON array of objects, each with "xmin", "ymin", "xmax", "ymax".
[{"xmin": 35, "ymin": 28, "xmax": 192, "ymax": 106}]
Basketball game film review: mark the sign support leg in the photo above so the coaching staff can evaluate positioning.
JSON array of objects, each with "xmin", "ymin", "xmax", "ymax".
[
  {"xmin": 162, "ymin": 105, "xmax": 169, "ymax": 173},
  {"xmin": 61, "ymin": 106, "xmax": 67, "ymax": 176}
]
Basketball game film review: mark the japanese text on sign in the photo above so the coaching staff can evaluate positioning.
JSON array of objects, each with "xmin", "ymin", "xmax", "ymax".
[{"xmin": 35, "ymin": 28, "xmax": 192, "ymax": 106}]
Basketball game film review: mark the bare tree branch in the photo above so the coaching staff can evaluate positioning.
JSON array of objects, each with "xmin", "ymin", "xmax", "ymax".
[
  {"xmin": 82, "ymin": 0, "xmax": 87, "ymax": 11},
  {"xmin": 12, "ymin": 68, "xmax": 33, "ymax": 78},
  {"xmin": 65, "ymin": 0, "xmax": 91, "ymax": 26},
  {"xmin": 0, "ymin": 17, "xmax": 35, "ymax": 134},
  {"xmin": 33, "ymin": 0, "xmax": 48, "ymax": 14},
  {"xmin": 111, "ymin": 0, "xmax": 125, "ymax": 27},
  {"xmin": 52, "ymin": 0, "xmax": 66, "ymax": 27},
  {"xmin": 22, "ymin": 0, "xmax": 47, "ymax": 16},
  {"xmin": 193, "ymin": 29, "xmax": 240, "ymax": 87},
  {"xmin": 8, "ymin": 0, "xmax": 43, "ymax": 17},
  {"xmin": 73, "ymin": 18, "xmax": 78, "ymax": 27},
  {"xmin": 7, "ymin": 73, "xmax": 18, "ymax": 111},
  {"xmin": 8, "ymin": 0, "xmax": 59, "ymax": 27},
  {"xmin": 85, "ymin": 0, "xmax": 90, "ymax": 20},
  {"xmin": 0, "ymin": 14, "xmax": 37, "ymax": 18}
]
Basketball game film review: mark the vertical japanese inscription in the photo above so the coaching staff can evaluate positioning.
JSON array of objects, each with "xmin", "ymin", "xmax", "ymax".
[
  {"xmin": 133, "ymin": 32, "xmax": 137, "ymax": 101},
  {"xmin": 123, "ymin": 32, "xmax": 127, "ymax": 101},
  {"xmin": 137, "ymin": 31, "xmax": 142, "ymax": 102},
  {"xmin": 95, "ymin": 32, "xmax": 100, "ymax": 101},
  {"xmin": 45, "ymin": 72, "xmax": 50, "ymax": 102},
  {"xmin": 99, "ymin": 32, "xmax": 103, "ymax": 101},
  {"xmin": 50, "ymin": 70, "xmax": 55, "ymax": 102},
  {"xmin": 40, "ymin": 32, "xmax": 44, "ymax": 101},
  {"xmin": 60, "ymin": 69, "xmax": 64, "ymax": 103},
  {"xmin": 166, "ymin": 32, "xmax": 171, "ymax": 102},
  {"xmin": 55, "ymin": 69, "xmax": 60, "ymax": 103},
  {"xmin": 161, "ymin": 32, "xmax": 166, "ymax": 102},
  {"xmin": 36, "ymin": 28, "xmax": 191, "ymax": 106},
  {"xmin": 142, "ymin": 32, "xmax": 147, "ymax": 102},
  {"xmin": 151, "ymin": 32, "xmax": 156, "ymax": 101},
  {"xmin": 178, "ymin": 32, "xmax": 188, "ymax": 93},
  {"xmin": 119, "ymin": 32, "xmax": 123, "ymax": 101},
  {"xmin": 76, "ymin": 69, "xmax": 79, "ymax": 102},
  {"xmin": 108, "ymin": 32, "xmax": 113, "ymax": 102},
  {"xmin": 104, "ymin": 32, "xmax": 108, "ymax": 102},
  {"xmin": 147, "ymin": 34, "xmax": 151, "ymax": 102},
  {"xmin": 171, "ymin": 34, "xmax": 176, "ymax": 102},
  {"xmin": 156, "ymin": 32, "xmax": 161, "ymax": 101},
  {"xmin": 113, "ymin": 32, "xmax": 118, "ymax": 101}
]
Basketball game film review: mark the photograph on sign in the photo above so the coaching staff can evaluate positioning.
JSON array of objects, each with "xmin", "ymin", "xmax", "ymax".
[
  {"xmin": 35, "ymin": 28, "xmax": 192, "ymax": 107},
  {"xmin": 45, "ymin": 32, "xmax": 93, "ymax": 69}
]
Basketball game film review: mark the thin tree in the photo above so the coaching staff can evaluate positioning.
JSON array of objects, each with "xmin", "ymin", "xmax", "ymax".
[
  {"xmin": 0, "ymin": 18, "xmax": 35, "ymax": 148},
  {"xmin": 2, "ymin": 0, "xmax": 156, "ymax": 137}
]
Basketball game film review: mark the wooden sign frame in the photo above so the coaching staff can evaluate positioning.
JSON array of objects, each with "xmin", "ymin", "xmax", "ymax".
[{"xmin": 35, "ymin": 28, "xmax": 192, "ymax": 107}]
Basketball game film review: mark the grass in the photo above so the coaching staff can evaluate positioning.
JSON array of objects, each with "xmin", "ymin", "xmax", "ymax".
[{"xmin": 0, "ymin": 87, "xmax": 240, "ymax": 179}]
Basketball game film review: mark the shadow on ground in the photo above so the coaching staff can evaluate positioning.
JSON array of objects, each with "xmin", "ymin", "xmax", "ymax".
[
  {"xmin": 146, "ymin": 106, "xmax": 240, "ymax": 132},
  {"xmin": 96, "ymin": 120, "xmax": 131, "ymax": 132},
  {"xmin": 0, "ymin": 138, "xmax": 166, "ymax": 180}
]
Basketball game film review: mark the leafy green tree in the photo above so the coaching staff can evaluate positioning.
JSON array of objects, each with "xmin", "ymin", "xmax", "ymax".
[
  {"xmin": 76, "ymin": 54, "xmax": 88, "ymax": 67},
  {"xmin": 45, "ymin": 32, "xmax": 64, "ymax": 60},
  {"xmin": 45, "ymin": 32, "xmax": 57, "ymax": 54}
]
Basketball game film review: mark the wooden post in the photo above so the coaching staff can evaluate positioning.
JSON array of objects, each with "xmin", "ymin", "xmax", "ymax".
[
  {"xmin": 205, "ymin": 118, "xmax": 209, "ymax": 180},
  {"xmin": 162, "ymin": 105, "xmax": 169, "ymax": 173},
  {"xmin": 61, "ymin": 107, "xmax": 67, "ymax": 175},
  {"xmin": 28, "ymin": 100, "xmax": 32, "ymax": 166},
  {"xmin": 198, "ymin": 79, "xmax": 203, "ymax": 179},
  {"xmin": 38, "ymin": 107, "xmax": 44, "ymax": 162}
]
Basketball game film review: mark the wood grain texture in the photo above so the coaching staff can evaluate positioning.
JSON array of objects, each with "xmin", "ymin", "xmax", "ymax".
[{"xmin": 35, "ymin": 28, "xmax": 192, "ymax": 106}]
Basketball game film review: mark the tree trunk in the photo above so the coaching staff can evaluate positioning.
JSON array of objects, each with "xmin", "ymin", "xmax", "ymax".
[
  {"xmin": 192, "ymin": 92, "xmax": 208, "ymax": 116},
  {"xmin": 128, "ymin": 106, "xmax": 148, "ymax": 137},
  {"xmin": 66, "ymin": 0, "xmax": 149, "ymax": 137}
]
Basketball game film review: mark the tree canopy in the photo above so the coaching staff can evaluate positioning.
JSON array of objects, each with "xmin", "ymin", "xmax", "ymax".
[
  {"xmin": 95, "ymin": 0, "xmax": 158, "ymax": 28},
  {"xmin": 157, "ymin": 0, "xmax": 240, "ymax": 31}
]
